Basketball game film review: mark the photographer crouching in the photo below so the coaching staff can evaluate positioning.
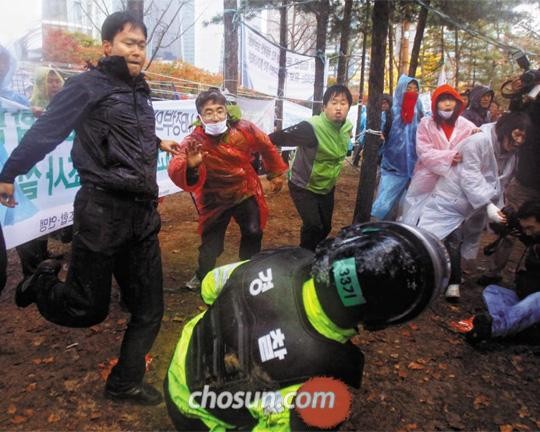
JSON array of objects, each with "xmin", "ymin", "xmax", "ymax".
[
  {"xmin": 467, "ymin": 201, "xmax": 540, "ymax": 342},
  {"xmin": 478, "ymin": 68, "xmax": 540, "ymax": 286}
]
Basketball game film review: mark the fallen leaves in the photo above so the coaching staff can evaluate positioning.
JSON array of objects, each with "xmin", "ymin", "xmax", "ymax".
[
  {"xmin": 473, "ymin": 394, "xmax": 490, "ymax": 409},
  {"xmin": 408, "ymin": 361, "xmax": 425, "ymax": 370},
  {"xmin": 31, "ymin": 356, "xmax": 55, "ymax": 365},
  {"xmin": 47, "ymin": 413, "xmax": 61, "ymax": 423}
]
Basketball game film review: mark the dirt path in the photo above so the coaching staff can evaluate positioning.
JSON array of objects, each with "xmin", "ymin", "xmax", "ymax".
[{"xmin": 1, "ymin": 163, "xmax": 539, "ymax": 431}]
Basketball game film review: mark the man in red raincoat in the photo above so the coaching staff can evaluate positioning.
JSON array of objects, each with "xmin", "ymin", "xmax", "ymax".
[{"xmin": 168, "ymin": 89, "xmax": 288, "ymax": 291}]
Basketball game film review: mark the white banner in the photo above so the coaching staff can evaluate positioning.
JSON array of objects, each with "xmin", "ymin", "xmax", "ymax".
[
  {"xmin": 237, "ymin": 96, "xmax": 275, "ymax": 133},
  {"xmin": 1, "ymin": 98, "xmax": 284, "ymax": 249},
  {"xmin": 240, "ymin": 24, "xmax": 318, "ymax": 101},
  {"xmin": 0, "ymin": 100, "xmax": 200, "ymax": 249}
]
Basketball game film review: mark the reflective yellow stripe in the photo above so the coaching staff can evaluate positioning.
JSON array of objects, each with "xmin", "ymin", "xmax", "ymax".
[
  {"xmin": 249, "ymin": 384, "xmax": 302, "ymax": 431},
  {"xmin": 302, "ymin": 279, "xmax": 356, "ymax": 343},
  {"xmin": 201, "ymin": 261, "xmax": 247, "ymax": 305},
  {"xmin": 166, "ymin": 313, "xmax": 234, "ymax": 431}
]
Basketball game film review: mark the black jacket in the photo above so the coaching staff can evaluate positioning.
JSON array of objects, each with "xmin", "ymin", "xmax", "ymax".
[
  {"xmin": 515, "ymin": 98, "xmax": 540, "ymax": 190},
  {"xmin": 0, "ymin": 56, "xmax": 160, "ymax": 197}
]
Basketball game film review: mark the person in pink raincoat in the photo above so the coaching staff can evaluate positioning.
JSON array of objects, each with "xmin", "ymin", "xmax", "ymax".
[{"xmin": 402, "ymin": 84, "xmax": 477, "ymax": 226}]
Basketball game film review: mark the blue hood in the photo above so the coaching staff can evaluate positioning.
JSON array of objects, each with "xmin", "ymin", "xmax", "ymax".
[
  {"xmin": 0, "ymin": 46, "xmax": 29, "ymax": 106},
  {"xmin": 381, "ymin": 74, "xmax": 423, "ymax": 178}
]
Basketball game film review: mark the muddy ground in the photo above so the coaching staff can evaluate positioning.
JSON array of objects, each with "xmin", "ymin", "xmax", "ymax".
[{"xmin": 0, "ymin": 163, "xmax": 539, "ymax": 431}]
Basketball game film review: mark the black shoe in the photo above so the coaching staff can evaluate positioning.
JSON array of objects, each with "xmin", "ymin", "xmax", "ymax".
[
  {"xmin": 476, "ymin": 275, "xmax": 502, "ymax": 286},
  {"xmin": 105, "ymin": 382, "xmax": 163, "ymax": 406},
  {"xmin": 15, "ymin": 259, "xmax": 61, "ymax": 308},
  {"xmin": 466, "ymin": 313, "xmax": 493, "ymax": 344}
]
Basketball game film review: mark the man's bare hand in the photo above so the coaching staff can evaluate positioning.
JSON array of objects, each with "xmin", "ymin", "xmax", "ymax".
[
  {"xmin": 268, "ymin": 174, "xmax": 285, "ymax": 193},
  {"xmin": 0, "ymin": 183, "xmax": 17, "ymax": 208},
  {"xmin": 186, "ymin": 139, "xmax": 207, "ymax": 168},
  {"xmin": 159, "ymin": 139, "xmax": 180, "ymax": 155}
]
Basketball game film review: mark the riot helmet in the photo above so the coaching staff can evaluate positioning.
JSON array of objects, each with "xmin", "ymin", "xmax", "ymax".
[{"xmin": 311, "ymin": 222, "xmax": 450, "ymax": 330}]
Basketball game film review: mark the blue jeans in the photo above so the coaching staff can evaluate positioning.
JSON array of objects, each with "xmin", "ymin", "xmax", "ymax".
[
  {"xmin": 483, "ymin": 285, "xmax": 540, "ymax": 338},
  {"xmin": 371, "ymin": 169, "xmax": 409, "ymax": 220}
]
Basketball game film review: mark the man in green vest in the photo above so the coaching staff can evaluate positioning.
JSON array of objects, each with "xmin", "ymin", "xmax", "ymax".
[
  {"xmin": 164, "ymin": 222, "xmax": 450, "ymax": 431},
  {"xmin": 270, "ymin": 85, "xmax": 353, "ymax": 251}
]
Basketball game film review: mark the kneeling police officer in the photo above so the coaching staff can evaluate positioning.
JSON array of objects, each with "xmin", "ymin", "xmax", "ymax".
[{"xmin": 165, "ymin": 222, "xmax": 450, "ymax": 431}]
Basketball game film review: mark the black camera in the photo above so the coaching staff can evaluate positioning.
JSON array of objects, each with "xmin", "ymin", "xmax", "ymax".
[{"xmin": 484, "ymin": 206, "xmax": 526, "ymax": 256}]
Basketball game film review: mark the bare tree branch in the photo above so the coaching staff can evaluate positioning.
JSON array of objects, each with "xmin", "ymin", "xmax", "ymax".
[
  {"xmin": 146, "ymin": 0, "xmax": 174, "ymax": 45},
  {"xmin": 77, "ymin": 2, "xmax": 102, "ymax": 34},
  {"xmin": 146, "ymin": 1, "xmax": 187, "ymax": 68},
  {"xmin": 144, "ymin": 0, "xmax": 155, "ymax": 16}
]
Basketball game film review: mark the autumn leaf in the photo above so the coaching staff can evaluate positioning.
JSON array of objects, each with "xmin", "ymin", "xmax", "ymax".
[
  {"xmin": 7, "ymin": 404, "xmax": 16, "ymax": 415},
  {"xmin": 26, "ymin": 383, "xmax": 37, "ymax": 392},
  {"xmin": 42, "ymin": 356, "xmax": 55, "ymax": 364},
  {"xmin": 499, "ymin": 425, "xmax": 513, "ymax": 432},
  {"xmin": 398, "ymin": 370, "xmax": 408, "ymax": 378},
  {"xmin": 32, "ymin": 358, "xmax": 42, "ymax": 365},
  {"xmin": 48, "ymin": 412, "xmax": 61, "ymax": 423},
  {"xmin": 10, "ymin": 415, "xmax": 27, "ymax": 424},
  {"xmin": 518, "ymin": 406, "xmax": 529, "ymax": 418},
  {"xmin": 473, "ymin": 394, "xmax": 490, "ymax": 409},
  {"xmin": 407, "ymin": 361, "xmax": 425, "ymax": 370},
  {"xmin": 405, "ymin": 423, "xmax": 418, "ymax": 431}
]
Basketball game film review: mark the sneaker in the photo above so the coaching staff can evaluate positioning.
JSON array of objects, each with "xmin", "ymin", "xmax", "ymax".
[
  {"xmin": 465, "ymin": 313, "xmax": 493, "ymax": 344},
  {"xmin": 476, "ymin": 274, "xmax": 502, "ymax": 287},
  {"xmin": 105, "ymin": 382, "xmax": 163, "ymax": 406},
  {"xmin": 15, "ymin": 259, "xmax": 61, "ymax": 308},
  {"xmin": 185, "ymin": 274, "xmax": 201, "ymax": 291},
  {"xmin": 445, "ymin": 284, "xmax": 460, "ymax": 302}
]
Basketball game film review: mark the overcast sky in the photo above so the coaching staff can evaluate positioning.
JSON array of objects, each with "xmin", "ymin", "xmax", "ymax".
[{"xmin": 0, "ymin": 0, "xmax": 42, "ymax": 47}]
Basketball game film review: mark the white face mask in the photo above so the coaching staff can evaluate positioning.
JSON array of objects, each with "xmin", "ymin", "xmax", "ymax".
[
  {"xmin": 202, "ymin": 118, "xmax": 228, "ymax": 136},
  {"xmin": 438, "ymin": 110, "xmax": 453, "ymax": 120}
]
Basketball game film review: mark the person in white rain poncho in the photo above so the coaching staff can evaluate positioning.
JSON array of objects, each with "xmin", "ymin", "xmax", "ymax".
[{"xmin": 417, "ymin": 112, "xmax": 531, "ymax": 301}]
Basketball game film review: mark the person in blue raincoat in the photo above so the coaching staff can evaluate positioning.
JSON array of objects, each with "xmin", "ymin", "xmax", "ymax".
[
  {"xmin": 0, "ymin": 46, "xmax": 38, "ymax": 228},
  {"xmin": 371, "ymin": 75, "xmax": 423, "ymax": 220}
]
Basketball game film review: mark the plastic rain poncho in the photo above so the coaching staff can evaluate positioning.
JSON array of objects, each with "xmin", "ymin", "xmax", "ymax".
[
  {"xmin": 401, "ymin": 84, "xmax": 476, "ymax": 226},
  {"xmin": 380, "ymin": 75, "xmax": 423, "ymax": 178},
  {"xmin": 417, "ymin": 123, "xmax": 517, "ymax": 240},
  {"xmin": 371, "ymin": 75, "xmax": 423, "ymax": 220},
  {"xmin": 0, "ymin": 46, "xmax": 29, "ymax": 107},
  {"xmin": 30, "ymin": 66, "xmax": 64, "ymax": 109}
]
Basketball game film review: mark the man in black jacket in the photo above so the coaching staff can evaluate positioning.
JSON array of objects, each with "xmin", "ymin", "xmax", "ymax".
[{"xmin": 0, "ymin": 12, "xmax": 178, "ymax": 405}]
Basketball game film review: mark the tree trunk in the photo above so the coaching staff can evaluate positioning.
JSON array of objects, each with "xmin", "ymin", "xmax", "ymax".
[
  {"xmin": 312, "ymin": 0, "xmax": 330, "ymax": 115},
  {"xmin": 353, "ymin": 0, "xmax": 389, "ymax": 223},
  {"xmin": 408, "ymin": 0, "xmax": 429, "ymax": 78},
  {"xmin": 399, "ymin": 20, "xmax": 410, "ymax": 75},
  {"xmin": 127, "ymin": 0, "xmax": 144, "ymax": 21},
  {"xmin": 276, "ymin": 0, "xmax": 288, "ymax": 131},
  {"xmin": 337, "ymin": 0, "xmax": 353, "ymax": 84},
  {"xmin": 388, "ymin": 14, "xmax": 394, "ymax": 95},
  {"xmin": 454, "ymin": 27, "xmax": 460, "ymax": 88},
  {"xmin": 223, "ymin": 0, "xmax": 238, "ymax": 95},
  {"xmin": 353, "ymin": 0, "xmax": 370, "ymax": 167}
]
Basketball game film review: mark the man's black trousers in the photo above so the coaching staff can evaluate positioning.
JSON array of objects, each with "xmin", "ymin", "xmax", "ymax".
[
  {"xmin": 288, "ymin": 181, "xmax": 335, "ymax": 251},
  {"xmin": 32, "ymin": 185, "xmax": 164, "ymax": 390},
  {"xmin": 197, "ymin": 196, "xmax": 262, "ymax": 279}
]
